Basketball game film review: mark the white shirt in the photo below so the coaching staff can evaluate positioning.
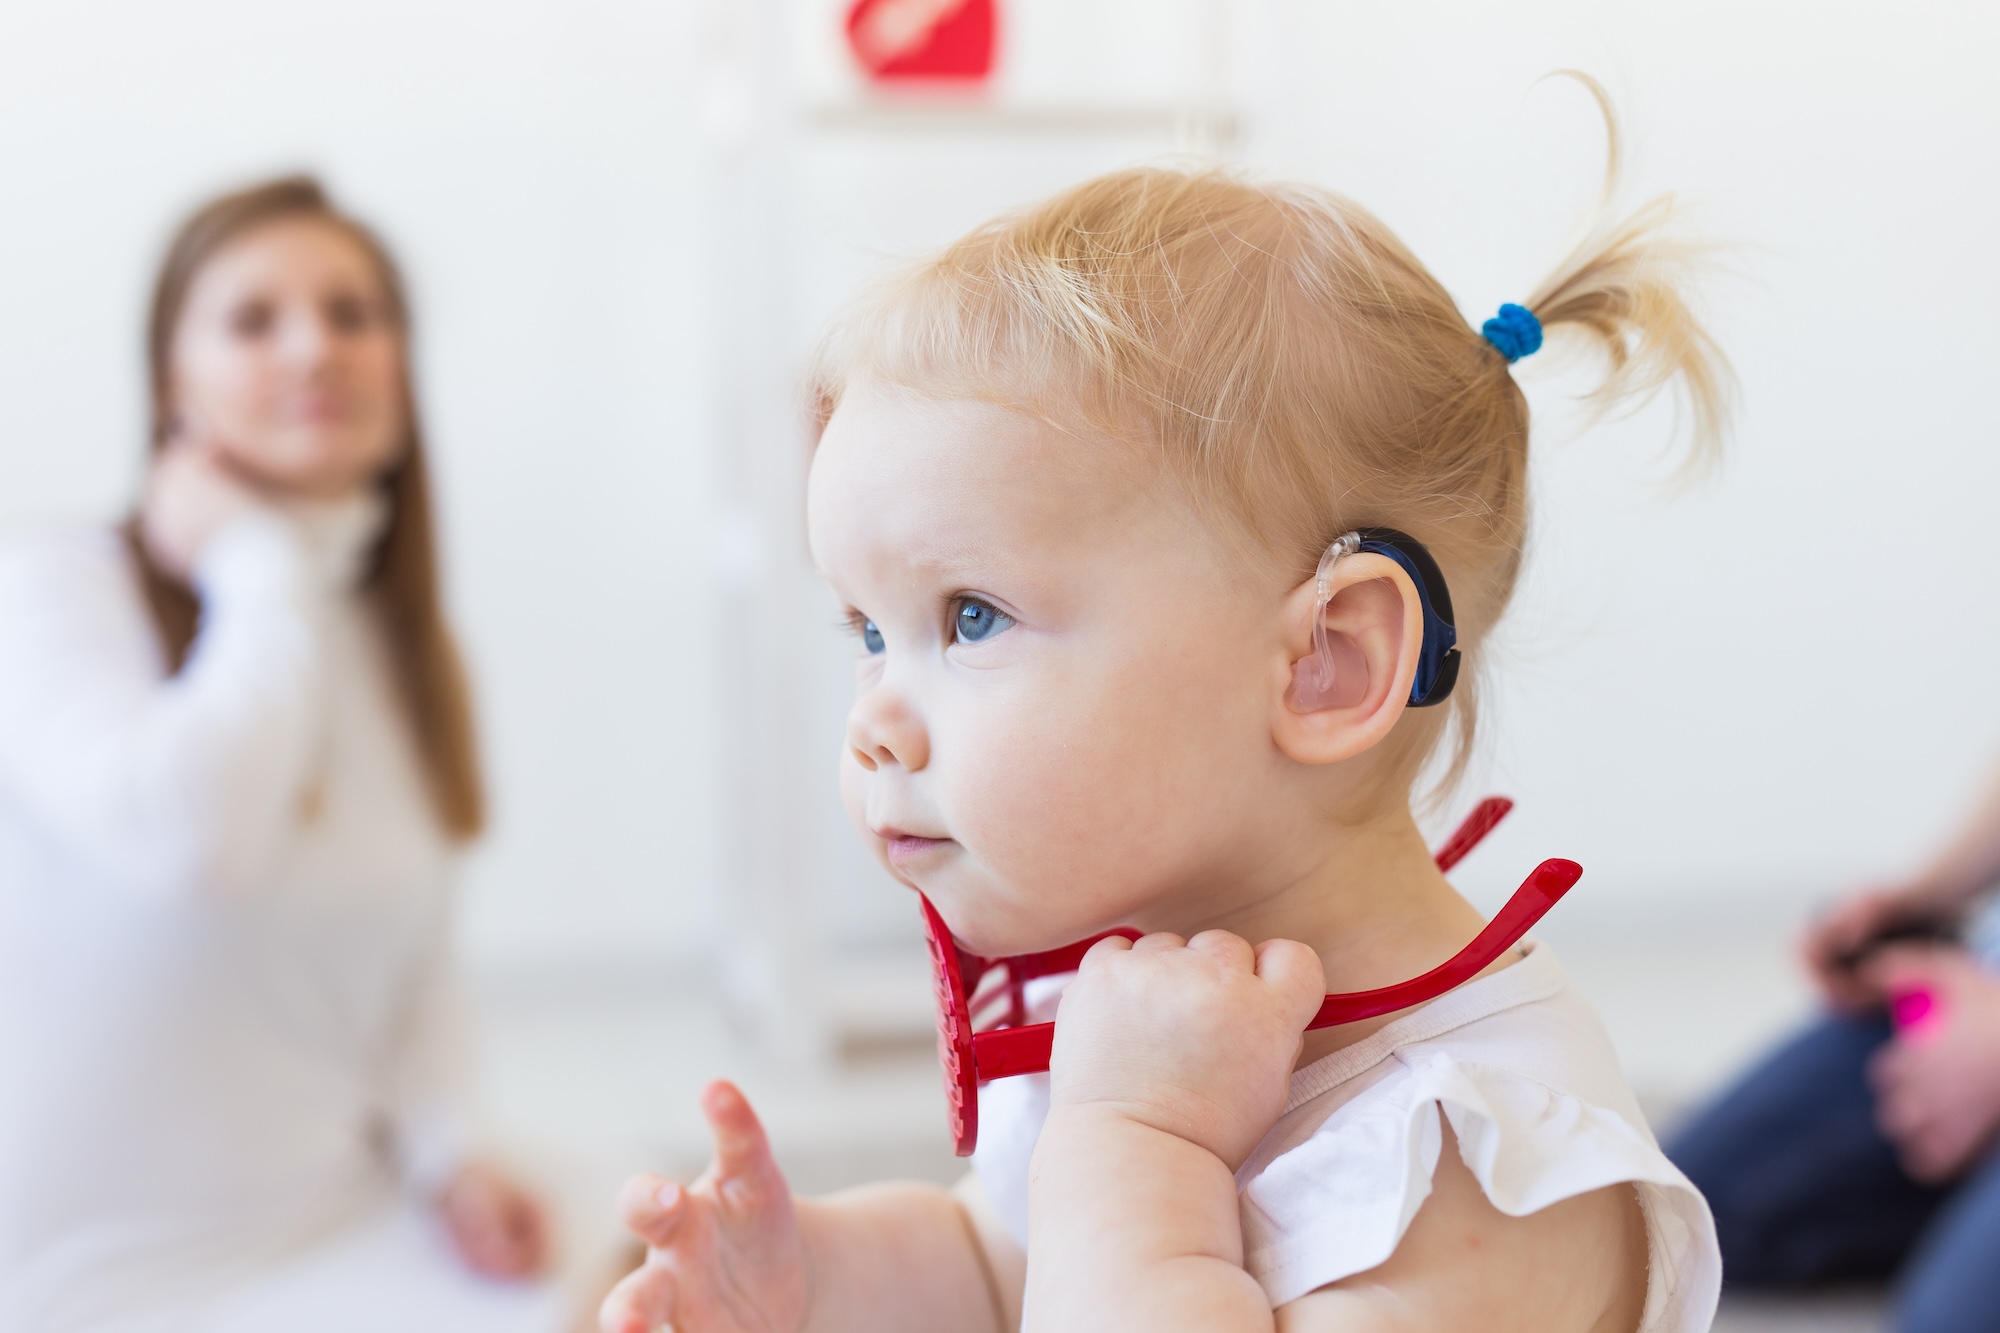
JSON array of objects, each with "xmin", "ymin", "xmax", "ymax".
[
  {"xmin": 0, "ymin": 507, "xmax": 529, "ymax": 1331},
  {"xmin": 972, "ymin": 942, "xmax": 1720, "ymax": 1333}
]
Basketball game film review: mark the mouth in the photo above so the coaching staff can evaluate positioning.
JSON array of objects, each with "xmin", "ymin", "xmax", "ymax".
[
  {"xmin": 289, "ymin": 392, "xmax": 359, "ymax": 425},
  {"xmin": 876, "ymin": 826, "xmax": 953, "ymax": 868}
]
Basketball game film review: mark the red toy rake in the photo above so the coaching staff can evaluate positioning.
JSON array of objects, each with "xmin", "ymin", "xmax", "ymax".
[{"xmin": 921, "ymin": 796, "xmax": 1580, "ymax": 1155}]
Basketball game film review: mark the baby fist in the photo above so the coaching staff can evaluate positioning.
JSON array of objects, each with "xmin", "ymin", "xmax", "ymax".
[{"xmin": 1048, "ymin": 930, "xmax": 1324, "ymax": 1168}]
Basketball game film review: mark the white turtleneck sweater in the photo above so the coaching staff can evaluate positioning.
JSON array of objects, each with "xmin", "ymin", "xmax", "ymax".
[{"xmin": 0, "ymin": 505, "xmax": 558, "ymax": 1332}]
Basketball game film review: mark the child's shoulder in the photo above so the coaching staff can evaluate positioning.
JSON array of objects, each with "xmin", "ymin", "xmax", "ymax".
[
  {"xmin": 1267, "ymin": 940, "xmax": 1642, "ymax": 1138},
  {"xmin": 1241, "ymin": 943, "xmax": 1719, "ymax": 1332}
]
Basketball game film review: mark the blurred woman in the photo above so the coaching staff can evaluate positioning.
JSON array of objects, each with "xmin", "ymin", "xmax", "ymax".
[{"xmin": 0, "ymin": 177, "xmax": 562, "ymax": 1331}]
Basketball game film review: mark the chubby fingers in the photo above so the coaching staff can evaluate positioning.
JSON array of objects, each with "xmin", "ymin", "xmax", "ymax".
[
  {"xmin": 1185, "ymin": 929, "xmax": 1254, "ymax": 969},
  {"xmin": 1101, "ymin": 930, "xmax": 1239, "ymax": 961},
  {"xmin": 617, "ymin": 1174, "xmax": 687, "ymax": 1248},
  {"xmin": 700, "ymin": 1080, "xmax": 777, "ymax": 1187},
  {"xmin": 1081, "ymin": 933, "xmax": 1136, "ymax": 965},
  {"xmin": 599, "ymin": 1259, "xmax": 675, "ymax": 1333},
  {"xmin": 1253, "ymin": 937, "xmax": 1328, "ymax": 1017},
  {"xmin": 1176, "ymin": 929, "xmax": 1321, "ymax": 993},
  {"xmin": 1087, "ymin": 929, "xmax": 1317, "ymax": 984}
]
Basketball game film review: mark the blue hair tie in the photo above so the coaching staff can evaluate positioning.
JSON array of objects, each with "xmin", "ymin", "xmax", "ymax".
[{"xmin": 1481, "ymin": 303, "xmax": 1543, "ymax": 363}]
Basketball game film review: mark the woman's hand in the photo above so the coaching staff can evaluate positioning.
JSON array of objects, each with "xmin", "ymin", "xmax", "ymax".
[
  {"xmin": 599, "ymin": 1081, "xmax": 809, "ymax": 1333},
  {"xmin": 140, "ymin": 441, "xmax": 267, "ymax": 581},
  {"xmin": 1048, "ymin": 930, "xmax": 1325, "ymax": 1168},
  {"xmin": 1865, "ymin": 945, "xmax": 2000, "ymax": 1182},
  {"xmin": 1801, "ymin": 884, "xmax": 1959, "ymax": 1012},
  {"xmin": 439, "ymin": 1159, "xmax": 551, "ymax": 1281}
]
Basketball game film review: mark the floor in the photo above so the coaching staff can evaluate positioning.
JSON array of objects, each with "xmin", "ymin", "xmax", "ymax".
[
  {"xmin": 471, "ymin": 892, "xmax": 1892, "ymax": 1329},
  {"xmin": 1712, "ymin": 1293, "xmax": 1887, "ymax": 1332}
]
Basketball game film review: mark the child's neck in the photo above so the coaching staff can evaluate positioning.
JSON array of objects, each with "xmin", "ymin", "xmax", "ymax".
[{"xmin": 1189, "ymin": 805, "xmax": 1497, "ymax": 1067}]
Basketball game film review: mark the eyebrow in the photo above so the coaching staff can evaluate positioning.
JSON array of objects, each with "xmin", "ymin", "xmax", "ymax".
[{"xmin": 887, "ymin": 535, "xmax": 1027, "ymax": 586}]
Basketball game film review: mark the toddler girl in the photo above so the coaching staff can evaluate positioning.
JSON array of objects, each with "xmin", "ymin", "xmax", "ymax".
[{"xmin": 604, "ymin": 105, "xmax": 1727, "ymax": 1333}]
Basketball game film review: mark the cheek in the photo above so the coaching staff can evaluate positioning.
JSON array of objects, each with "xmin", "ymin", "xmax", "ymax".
[
  {"xmin": 351, "ymin": 339, "xmax": 405, "ymax": 409},
  {"xmin": 337, "ymin": 340, "xmax": 408, "ymax": 451},
  {"xmin": 174, "ymin": 337, "xmax": 274, "ymax": 431},
  {"xmin": 937, "ymin": 647, "xmax": 1262, "ymax": 919}
]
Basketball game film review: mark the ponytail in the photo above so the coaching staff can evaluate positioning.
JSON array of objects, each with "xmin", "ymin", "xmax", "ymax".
[{"xmin": 1524, "ymin": 72, "xmax": 1733, "ymax": 473}]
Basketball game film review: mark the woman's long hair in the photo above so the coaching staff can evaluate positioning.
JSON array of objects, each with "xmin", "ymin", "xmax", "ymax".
[{"xmin": 129, "ymin": 175, "xmax": 485, "ymax": 839}]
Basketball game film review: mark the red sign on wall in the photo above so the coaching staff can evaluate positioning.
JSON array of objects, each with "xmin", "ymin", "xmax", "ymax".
[{"xmin": 845, "ymin": 0, "xmax": 997, "ymax": 82}]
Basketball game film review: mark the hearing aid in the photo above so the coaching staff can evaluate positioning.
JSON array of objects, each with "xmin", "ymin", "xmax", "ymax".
[{"xmin": 1287, "ymin": 528, "xmax": 1460, "ymax": 712}]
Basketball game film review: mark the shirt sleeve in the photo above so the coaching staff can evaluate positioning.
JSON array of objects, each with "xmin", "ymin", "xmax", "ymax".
[
  {"xmin": 0, "ymin": 520, "xmax": 331, "ymax": 900},
  {"xmin": 381, "ymin": 916, "xmax": 476, "ymax": 1196},
  {"xmin": 1240, "ymin": 1050, "xmax": 1719, "ymax": 1330}
]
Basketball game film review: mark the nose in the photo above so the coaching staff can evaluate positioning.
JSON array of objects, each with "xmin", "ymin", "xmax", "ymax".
[
  {"xmin": 279, "ymin": 309, "xmax": 336, "ymax": 366},
  {"xmin": 846, "ymin": 679, "xmax": 930, "ymax": 773}
]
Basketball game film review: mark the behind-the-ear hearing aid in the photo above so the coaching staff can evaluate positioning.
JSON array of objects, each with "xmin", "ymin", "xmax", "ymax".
[{"xmin": 1288, "ymin": 527, "xmax": 1460, "ymax": 711}]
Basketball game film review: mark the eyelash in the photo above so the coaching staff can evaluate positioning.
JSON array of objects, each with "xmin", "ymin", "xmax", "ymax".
[
  {"xmin": 950, "ymin": 596, "xmax": 1012, "ymax": 645},
  {"xmin": 839, "ymin": 597, "xmax": 1012, "ymax": 652}
]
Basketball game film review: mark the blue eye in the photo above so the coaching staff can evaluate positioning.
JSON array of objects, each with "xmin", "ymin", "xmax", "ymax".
[
  {"xmin": 954, "ymin": 598, "xmax": 1014, "ymax": 645},
  {"xmin": 860, "ymin": 619, "xmax": 884, "ymax": 654}
]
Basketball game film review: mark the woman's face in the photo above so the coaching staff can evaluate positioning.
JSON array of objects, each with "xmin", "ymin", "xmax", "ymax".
[{"xmin": 168, "ymin": 217, "xmax": 409, "ymax": 497}]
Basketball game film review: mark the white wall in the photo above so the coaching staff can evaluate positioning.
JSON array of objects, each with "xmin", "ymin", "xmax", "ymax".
[
  {"xmin": 1230, "ymin": 1, "xmax": 2000, "ymax": 917},
  {"xmin": 0, "ymin": 0, "xmax": 720, "ymax": 969},
  {"xmin": 2, "ymin": 0, "xmax": 1997, "ymax": 982}
]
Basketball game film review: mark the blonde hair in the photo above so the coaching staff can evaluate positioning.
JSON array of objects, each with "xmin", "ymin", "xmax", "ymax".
[{"xmin": 810, "ymin": 86, "xmax": 1730, "ymax": 792}]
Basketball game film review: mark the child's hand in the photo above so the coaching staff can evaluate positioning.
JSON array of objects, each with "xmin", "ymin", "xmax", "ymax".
[
  {"xmin": 1046, "ymin": 930, "xmax": 1325, "ymax": 1168},
  {"xmin": 599, "ymin": 1081, "xmax": 809, "ymax": 1333}
]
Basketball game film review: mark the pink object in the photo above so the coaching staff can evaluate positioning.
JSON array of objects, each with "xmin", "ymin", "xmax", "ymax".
[
  {"xmin": 1890, "ymin": 986, "xmax": 1947, "ymax": 1043},
  {"xmin": 1431, "ymin": 795, "xmax": 1513, "ymax": 874},
  {"xmin": 846, "ymin": 0, "xmax": 997, "ymax": 82},
  {"xmin": 923, "ymin": 796, "xmax": 1572, "ymax": 1155}
]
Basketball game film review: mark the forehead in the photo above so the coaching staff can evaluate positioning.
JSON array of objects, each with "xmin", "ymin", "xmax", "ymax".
[
  {"xmin": 189, "ymin": 218, "xmax": 382, "ymax": 303},
  {"xmin": 807, "ymin": 382, "xmax": 1170, "ymax": 586}
]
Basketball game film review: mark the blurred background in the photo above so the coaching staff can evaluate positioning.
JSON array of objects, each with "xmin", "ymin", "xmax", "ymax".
[{"xmin": 3, "ymin": 1, "xmax": 1996, "ymax": 1325}]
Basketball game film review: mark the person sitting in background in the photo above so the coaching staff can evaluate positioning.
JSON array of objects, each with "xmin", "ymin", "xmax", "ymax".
[
  {"xmin": 0, "ymin": 176, "xmax": 563, "ymax": 1331},
  {"xmin": 1670, "ymin": 764, "xmax": 2000, "ymax": 1333}
]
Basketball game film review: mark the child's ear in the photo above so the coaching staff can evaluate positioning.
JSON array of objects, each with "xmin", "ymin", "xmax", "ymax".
[{"xmin": 1271, "ymin": 553, "xmax": 1426, "ymax": 765}]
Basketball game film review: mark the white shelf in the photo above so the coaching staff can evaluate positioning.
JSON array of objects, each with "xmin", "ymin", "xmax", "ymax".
[{"xmin": 803, "ymin": 99, "xmax": 1238, "ymax": 142}]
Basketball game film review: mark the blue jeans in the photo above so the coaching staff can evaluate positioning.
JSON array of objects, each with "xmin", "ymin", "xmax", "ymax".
[{"xmin": 1668, "ymin": 1014, "xmax": 2000, "ymax": 1332}]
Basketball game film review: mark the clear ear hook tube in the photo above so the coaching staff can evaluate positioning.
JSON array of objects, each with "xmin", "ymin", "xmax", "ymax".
[{"xmin": 1299, "ymin": 531, "xmax": 1362, "ymax": 704}]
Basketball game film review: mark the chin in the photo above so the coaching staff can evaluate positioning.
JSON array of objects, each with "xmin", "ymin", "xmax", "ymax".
[
  {"xmin": 923, "ymin": 880, "xmax": 1090, "ymax": 958},
  {"xmin": 267, "ymin": 440, "xmax": 395, "ymax": 494}
]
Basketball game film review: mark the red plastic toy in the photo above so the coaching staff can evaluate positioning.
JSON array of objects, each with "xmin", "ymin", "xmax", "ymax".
[
  {"xmin": 845, "ymin": 0, "xmax": 997, "ymax": 82},
  {"xmin": 922, "ymin": 796, "xmax": 1583, "ymax": 1155}
]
